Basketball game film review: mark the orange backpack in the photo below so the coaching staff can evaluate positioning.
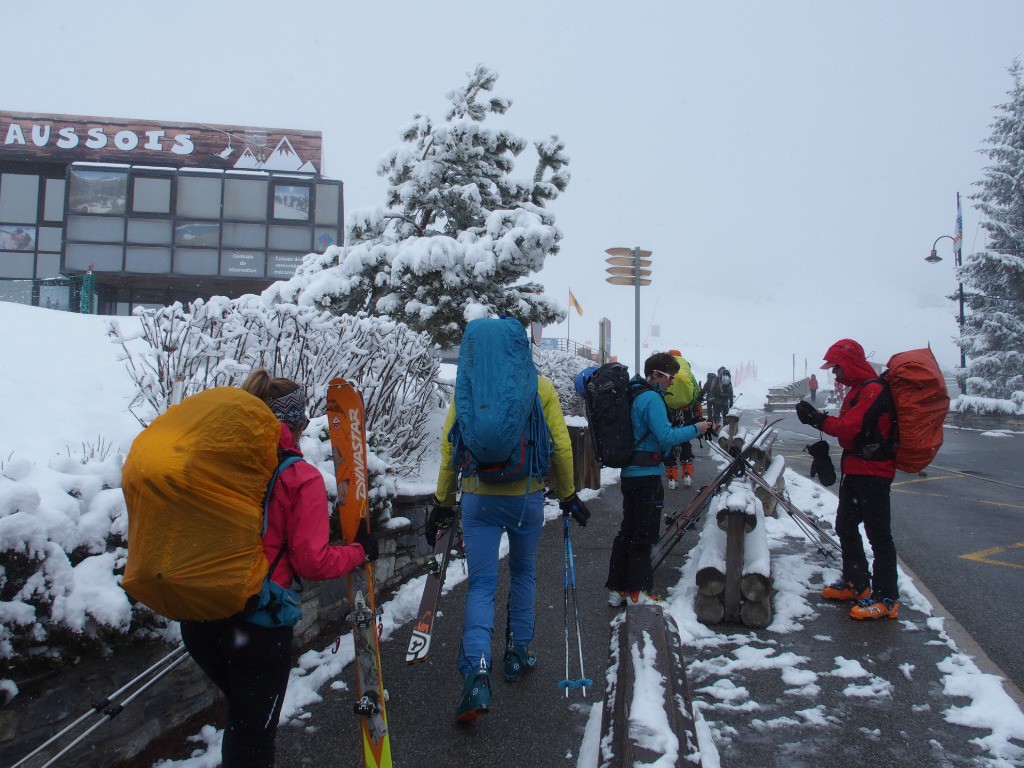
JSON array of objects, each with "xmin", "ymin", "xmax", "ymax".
[
  {"xmin": 858, "ymin": 348, "xmax": 950, "ymax": 473},
  {"xmin": 121, "ymin": 387, "xmax": 281, "ymax": 621}
]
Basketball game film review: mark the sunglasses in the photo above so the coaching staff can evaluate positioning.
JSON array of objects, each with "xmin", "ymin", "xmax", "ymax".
[{"xmin": 653, "ymin": 370, "xmax": 675, "ymax": 382}]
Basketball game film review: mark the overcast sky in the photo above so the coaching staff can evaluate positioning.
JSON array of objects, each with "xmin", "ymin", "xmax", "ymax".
[{"xmin": 8, "ymin": 0, "xmax": 1024, "ymax": 381}]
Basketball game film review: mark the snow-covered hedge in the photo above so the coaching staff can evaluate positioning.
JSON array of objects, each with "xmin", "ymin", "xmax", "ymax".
[
  {"xmin": 532, "ymin": 346, "xmax": 595, "ymax": 418},
  {"xmin": 950, "ymin": 392, "xmax": 1024, "ymax": 415},
  {"xmin": 108, "ymin": 295, "xmax": 443, "ymax": 479},
  {"xmin": 0, "ymin": 452, "xmax": 168, "ymax": 689}
]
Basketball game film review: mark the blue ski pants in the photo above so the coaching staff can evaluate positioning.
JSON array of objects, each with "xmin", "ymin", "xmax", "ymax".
[{"xmin": 458, "ymin": 489, "xmax": 545, "ymax": 678}]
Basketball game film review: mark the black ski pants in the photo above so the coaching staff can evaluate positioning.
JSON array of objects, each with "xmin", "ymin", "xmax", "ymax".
[
  {"xmin": 180, "ymin": 619, "xmax": 294, "ymax": 768},
  {"xmin": 835, "ymin": 474, "xmax": 898, "ymax": 600},
  {"xmin": 606, "ymin": 474, "xmax": 664, "ymax": 593}
]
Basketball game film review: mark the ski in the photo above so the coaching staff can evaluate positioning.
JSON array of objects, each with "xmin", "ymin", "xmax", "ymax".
[
  {"xmin": 707, "ymin": 440, "xmax": 841, "ymax": 557},
  {"xmin": 651, "ymin": 419, "xmax": 782, "ymax": 571},
  {"xmin": 326, "ymin": 379, "xmax": 393, "ymax": 768},
  {"xmin": 406, "ymin": 505, "xmax": 461, "ymax": 664}
]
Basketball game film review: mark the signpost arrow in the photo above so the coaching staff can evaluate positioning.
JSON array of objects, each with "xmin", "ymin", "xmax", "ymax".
[
  {"xmin": 606, "ymin": 266, "xmax": 652, "ymax": 277},
  {"xmin": 606, "ymin": 275, "xmax": 652, "ymax": 286}
]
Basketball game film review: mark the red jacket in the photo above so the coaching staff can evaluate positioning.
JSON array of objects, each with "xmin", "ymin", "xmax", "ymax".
[
  {"xmin": 819, "ymin": 341, "xmax": 895, "ymax": 480},
  {"xmin": 263, "ymin": 423, "xmax": 366, "ymax": 587}
]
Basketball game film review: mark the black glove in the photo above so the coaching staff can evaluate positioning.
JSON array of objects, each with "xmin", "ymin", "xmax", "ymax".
[
  {"xmin": 805, "ymin": 440, "xmax": 837, "ymax": 487},
  {"xmin": 354, "ymin": 518, "xmax": 379, "ymax": 562},
  {"xmin": 559, "ymin": 493, "xmax": 591, "ymax": 527},
  {"xmin": 795, "ymin": 400, "xmax": 826, "ymax": 430},
  {"xmin": 424, "ymin": 500, "xmax": 455, "ymax": 545}
]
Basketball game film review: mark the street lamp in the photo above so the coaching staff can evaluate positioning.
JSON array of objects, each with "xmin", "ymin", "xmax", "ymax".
[
  {"xmin": 926, "ymin": 233, "xmax": 967, "ymax": 392},
  {"xmin": 605, "ymin": 247, "xmax": 652, "ymax": 374}
]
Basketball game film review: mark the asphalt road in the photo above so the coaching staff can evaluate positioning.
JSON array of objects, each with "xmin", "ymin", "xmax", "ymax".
[{"xmin": 767, "ymin": 408, "xmax": 1024, "ymax": 697}]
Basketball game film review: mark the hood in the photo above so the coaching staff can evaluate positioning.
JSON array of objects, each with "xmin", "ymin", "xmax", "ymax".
[
  {"xmin": 278, "ymin": 421, "xmax": 303, "ymax": 455},
  {"xmin": 821, "ymin": 338, "xmax": 877, "ymax": 385}
]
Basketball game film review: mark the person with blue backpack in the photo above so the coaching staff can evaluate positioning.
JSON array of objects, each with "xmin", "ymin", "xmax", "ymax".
[
  {"xmin": 429, "ymin": 318, "xmax": 588, "ymax": 723},
  {"xmin": 606, "ymin": 352, "xmax": 712, "ymax": 607}
]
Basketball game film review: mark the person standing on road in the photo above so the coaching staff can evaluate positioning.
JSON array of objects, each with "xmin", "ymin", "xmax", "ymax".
[
  {"xmin": 809, "ymin": 373, "xmax": 819, "ymax": 403},
  {"xmin": 796, "ymin": 339, "xmax": 899, "ymax": 621},
  {"xmin": 606, "ymin": 352, "xmax": 712, "ymax": 607}
]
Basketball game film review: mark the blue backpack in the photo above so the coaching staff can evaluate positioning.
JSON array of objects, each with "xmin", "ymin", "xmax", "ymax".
[{"xmin": 449, "ymin": 317, "xmax": 552, "ymax": 484}]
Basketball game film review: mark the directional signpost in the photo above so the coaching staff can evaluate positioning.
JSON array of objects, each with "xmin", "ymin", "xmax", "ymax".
[{"xmin": 605, "ymin": 247, "xmax": 652, "ymax": 375}]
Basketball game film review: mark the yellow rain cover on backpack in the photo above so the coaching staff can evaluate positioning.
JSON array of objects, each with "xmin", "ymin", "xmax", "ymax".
[
  {"xmin": 663, "ymin": 354, "xmax": 699, "ymax": 410},
  {"xmin": 121, "ymin": 387, "xmax": 281, "ymax": 621}
]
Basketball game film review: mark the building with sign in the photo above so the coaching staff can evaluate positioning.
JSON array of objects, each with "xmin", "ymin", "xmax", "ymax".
[{"xmin": 0, "ymin": 110, "xmax": 343, "ymax": 314}]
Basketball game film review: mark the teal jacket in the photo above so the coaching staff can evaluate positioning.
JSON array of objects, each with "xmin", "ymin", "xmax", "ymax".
[{"xmin": 622, "ymin": 376, "xmax": 701, "ymax": 478}]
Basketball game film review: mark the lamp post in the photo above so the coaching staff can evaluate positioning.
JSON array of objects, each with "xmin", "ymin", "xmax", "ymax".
[
  {"xmin": 605, "ymin": 247, "xmax": 652, "ymax": 374},
  {"xmin": 926, "ymin": 234, "xmax": 966, "ymax": 392}
]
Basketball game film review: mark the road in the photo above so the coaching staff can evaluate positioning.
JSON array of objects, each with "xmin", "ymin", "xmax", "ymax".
[{"xmin": 766, "ymin": 409, "xmax": 1024, "ymax": 696}]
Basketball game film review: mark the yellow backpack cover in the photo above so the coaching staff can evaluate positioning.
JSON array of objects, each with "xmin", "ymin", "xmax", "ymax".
[
  {"xmin": 663, "ymin": 354, "xmax": 699, "ymax": 410},
  {"xmin": 121, "ymin": 387, "xmax": 281, "ymax": 621}
]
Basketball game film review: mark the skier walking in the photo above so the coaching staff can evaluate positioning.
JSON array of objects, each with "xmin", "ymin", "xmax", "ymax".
[
  {"xmin": 606, "ymin": 352, "xmax": 711, "ymax": 607},
  {"xmin": 429, "ymin": 319, "xmax": 589, "ymax": 723},
  {"xmin": 180, "ymin": 370, "xmax": 376, "ymax": 768},
  {"xmin": 796, "ymin": 340, "xmax": 900, "ymax": 621}
]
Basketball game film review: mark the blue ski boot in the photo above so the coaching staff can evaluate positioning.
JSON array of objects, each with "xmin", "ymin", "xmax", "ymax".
[
  {"xmin": 503, "ymin": 644, "xmax": 537, "ymax": 683},
  {"xmin": 455, "ymin": 656, "xmax": 491, "ymax": 723}
]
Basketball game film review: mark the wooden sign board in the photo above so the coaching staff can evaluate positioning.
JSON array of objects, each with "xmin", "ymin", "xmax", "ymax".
[
  {"xmin": 605, "ymin": 247, "xmax": 653, "ymax": 258},
  {"xmin": 606, "ymin": 276, "xmax": 652, "ymax": 286},
  {"xmin": 605, "ymin": 255, "xmax": 652, "ymax": 267},
  {"xmin": 606, "ymin": 266, "xmax": 652, "ymax": 277}
]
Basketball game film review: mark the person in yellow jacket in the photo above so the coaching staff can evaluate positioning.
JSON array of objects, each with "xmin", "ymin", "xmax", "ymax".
[{"xmin": 430, "ymin": 371, "xmax": 589, "ymax": 722}]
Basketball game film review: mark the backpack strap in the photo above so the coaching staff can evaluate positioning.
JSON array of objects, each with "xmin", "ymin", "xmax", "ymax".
[
  {"xmin": 262, "ymin": 450, "xmax": 304, "ymax": 579},
  {"xmin": 850, "ymin": 378, "xmax": 896, "ymax": 461}
]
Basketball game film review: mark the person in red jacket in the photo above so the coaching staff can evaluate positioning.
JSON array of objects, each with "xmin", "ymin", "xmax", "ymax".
[
  {"xmin": 796, "ymin": 339, "xmax": 899, "ymax": 621},
  {"xmin": 179, "ymin": 369, "xmax": 375, "ymax": 768}
]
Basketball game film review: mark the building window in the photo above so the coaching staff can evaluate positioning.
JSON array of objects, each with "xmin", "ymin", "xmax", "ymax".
[
  {"xmin": 176, "ymin": 176, "xmax": 222, "ymax": 219},
  {"xmin": 44, "ymin": 179, "xmax": 66, "ymax": 221},
  {"xmin": 223, "ymin": 222, "xmax": 266, "ymax": 249},
  {"xmin": 132, "ymin": 176, "xmax": 172, "ymax": 214},
  {"xmin": 68, "ymin": 168, "xmax": 128, "ymax": 215},
  {"xmin": 68, "ymin": 215, "xmax": 124, "ymax": 243},
  {"xmin": 126, "ymin": 246, "xmax": 173, "ymax": 274},
  {"xmin": 0, "ymin": 173, "xmax": 40, "ymax": 223},
  {"xmin": 65, "ymin": 243, "xmax": 123, "ymax": 272},
  {"xmin": 273, "ymin": 183, "xmax": 310, "ymax": 221},
  {"xmin": 127, "ymin": 219, "xmax": 173, "ymax": 245},
  {"xmin": 268, "ymin": 225, "xmax": 311, "ymax": 252},
  {"xmin": 174, "ymin": 221, "xmax": 220, "ymax": 248},
  {"xmin": 224, "ymin": 178, "xmax": 268, "ymax": 221},
  {"xmin": 315, "ymin": 183, "xmax": 339, "ymax": 225},
  {"xmin": 173, "ymin": 248, "xmax": 218, "ymax": 275}
]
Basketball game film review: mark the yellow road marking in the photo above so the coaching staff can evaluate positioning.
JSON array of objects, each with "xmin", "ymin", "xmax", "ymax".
[{"xmin": 961, "ymin": 542, "xmax": 1024, "ymax": 571}]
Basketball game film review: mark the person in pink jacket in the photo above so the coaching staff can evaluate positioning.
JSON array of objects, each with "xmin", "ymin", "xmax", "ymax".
[{"xmin": 179, "ymin": 369, "xmax": 375, "ymax": 768}]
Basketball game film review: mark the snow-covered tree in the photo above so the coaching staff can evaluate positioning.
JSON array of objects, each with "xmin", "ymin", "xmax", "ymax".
[
  {"xmin": 960, "ymin": 60, "xmax": 1024, "ymax": 397},
  {"xmin": 270, "ymin": 65, "xmax": 569, "ymax": 348}
]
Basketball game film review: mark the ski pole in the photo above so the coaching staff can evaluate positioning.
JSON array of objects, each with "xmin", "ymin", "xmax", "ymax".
[
  {"xmin": 34, "ymin": 649, "xmax": 191, "ymax": 768},
  {"xmin": 557, "ymin": 515, "xmax": 592, "ymax": 696},
  {"xmin": 10, "ymin": 644, "xmax": 188, "ymax": 768}
]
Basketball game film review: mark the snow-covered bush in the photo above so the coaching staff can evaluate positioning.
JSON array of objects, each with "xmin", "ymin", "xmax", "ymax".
[
  {"xmin": 533, "ymin": 346, "xmax": 596, "ymax": 418},
  {"xmin": 949, "ymin": 393, "xmax": 1024, "ymax": 415},
  {"xmin": 108, "ymin": 295, "xmax": 443, "ymax": 487},
  {"xmin": 0, "ymin": 453, "xmax": 167, "ymax": 686}
]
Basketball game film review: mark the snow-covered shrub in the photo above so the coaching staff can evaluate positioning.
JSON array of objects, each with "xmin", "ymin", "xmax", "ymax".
[
  {"xmin": 0, "ymin": 455, "xmax": 166, "ymax": 684},
  {"xmin": 533, "ymin": 346, "xmax": 597, "ymax": 417},
  {"xmin": 949, "ymin": 394, "xmax": 1024, "ymax": 415},
  {"xmin": 108, "ymin": 295, "xmax": 443, "ymax": 506}
]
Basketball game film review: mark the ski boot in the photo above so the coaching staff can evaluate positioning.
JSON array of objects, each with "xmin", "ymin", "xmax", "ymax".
[
  {"xmin": 850, "ymin": 596, "xmax": 899, "ymax": 620},
  {"xmin": 503, "ymin": 643, "xmax": 537, "ymax": 683},
  {"xmin": 822, "ymin": 579, "xmax": 871, "ymax": 601},
  {"xmin": 455, "ymin": 656, "xmax": 491, "ymax": 723}
]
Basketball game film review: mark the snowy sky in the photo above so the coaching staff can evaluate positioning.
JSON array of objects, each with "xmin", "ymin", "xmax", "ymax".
[{"xmin": 7, "ymin": 2, "xmax": 1024, "ymax": 374}]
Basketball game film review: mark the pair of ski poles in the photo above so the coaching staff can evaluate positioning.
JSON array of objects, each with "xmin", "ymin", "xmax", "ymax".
[
  {"xmin": 11, "ymin": 644, "xmax": 190, "ymax": 768},
  {"xmin": 558, "ymin": 512, "xmax": 592, "ymax": 697}
]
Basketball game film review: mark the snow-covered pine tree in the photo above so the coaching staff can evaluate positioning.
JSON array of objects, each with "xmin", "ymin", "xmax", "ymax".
[
  {"xmin": 961, "ymin": 60, "xmax": 1024, "ymax": 397},
  {"xmin": 273, "ymin": 65, "xmax": 570, "ymax": 348}
]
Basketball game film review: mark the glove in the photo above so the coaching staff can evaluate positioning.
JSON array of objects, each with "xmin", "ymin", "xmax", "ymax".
[
  {"xmin": 805, "ymin": 440, "xmax": 837, "ymax": 487},
  {"xmin": 559, "ymin": 493, "xmax": 591, "ymax": 527},
  {"xmin": 795, "ymin": 400, "xmax": 826, "ymax": 430},
  {"xmin": 424, "ymin": 500, "xmax": 454, "ymax": 545},
  {"xmin": 354, "ymin": 518, "xmax": 379, "ymax": 562}
]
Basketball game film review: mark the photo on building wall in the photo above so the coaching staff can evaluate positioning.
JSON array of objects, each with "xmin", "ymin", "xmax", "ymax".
[
  {"xmin": 67, "ymin": 169, "xmax": 128, "ymax": 215},
  {"xmin": 273, "ymin": 184, "xmax": 310, "ymax": 220},
  {"xmin": 0, "ymin": 226, "xmax": 36, "ymax": 251}
]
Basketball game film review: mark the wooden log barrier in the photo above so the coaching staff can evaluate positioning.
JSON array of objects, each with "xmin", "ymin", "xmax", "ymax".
[{"xmin": 599, "ymin": 607, "xmax": 704, "ymax": 767}]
